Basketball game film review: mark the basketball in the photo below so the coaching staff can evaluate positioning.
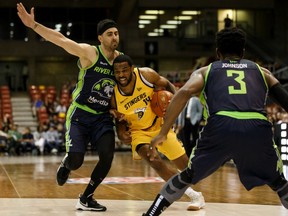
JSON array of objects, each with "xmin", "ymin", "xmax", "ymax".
[{"xmin": 150, "ymin": 90, "xmax": 173, "ymax": 117}]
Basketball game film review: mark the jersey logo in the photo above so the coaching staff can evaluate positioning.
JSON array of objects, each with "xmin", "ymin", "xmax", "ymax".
[
  {"xmin": 91, "ymin": 78, "xmax": 116, "ymax": 99},
  {"xmin": 100, "ymin": 61, "xmax": 108, "ymax": 66},
  {"xmin": 134, "ymin": 107, "xmax": 147, "ymax": 120},
  {"xmin": 120, "ymin": 98, "xmax": 129, "ymax": 104}
]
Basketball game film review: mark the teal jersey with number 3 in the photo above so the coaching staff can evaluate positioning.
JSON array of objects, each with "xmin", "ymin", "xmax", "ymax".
[{"xmin": 200, "ymin": 59, "xmax": 268, "ymax": 120}]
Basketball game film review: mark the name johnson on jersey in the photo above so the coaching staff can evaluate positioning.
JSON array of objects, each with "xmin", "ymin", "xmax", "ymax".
[{"xmin": 222, "ymin": 63, "xmax": 248, "ymax": 69}]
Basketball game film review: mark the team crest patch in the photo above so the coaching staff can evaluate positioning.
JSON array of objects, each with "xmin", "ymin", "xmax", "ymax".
[
  {"xmin": 67, "ymin": 176, "xmax": 164, "ymax": 184},
  {"xmin": 91, "ymin": 78, "xmax": 115, "ymax": 99},
  {"xmin": 134, "ymin": 107, "xmax": 147, "ymax": 120}
]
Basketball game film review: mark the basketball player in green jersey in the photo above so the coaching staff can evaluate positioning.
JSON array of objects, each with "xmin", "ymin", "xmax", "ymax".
[
  {"xmin": 17, "ymin": 2, "xmax": 122, "ymax": 211},
  {"xmin": 143, "ymin": 27, "xmax": 288, "ymax": 215}
]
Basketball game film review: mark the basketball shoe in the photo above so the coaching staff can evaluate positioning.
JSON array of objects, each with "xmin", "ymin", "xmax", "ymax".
[
  {"xmin": 187, "ymin": 192, "xmax": 205, "ymax": 210},
  {"xmin": 75, "ymin": 193, "xmax": 107, "ymax": 211},
  {"xmin": 277, "ymin": 182, "xmax": 288, "ymax": 209},
  {"xmin": 56, "ymin": 154, "xmax": 70, "ymax": 186}
]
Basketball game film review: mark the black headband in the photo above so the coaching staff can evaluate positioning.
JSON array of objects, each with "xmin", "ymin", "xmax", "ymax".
[{"xmin": 97, "ymin": 19, "xmax": 118, "ymax": 36}]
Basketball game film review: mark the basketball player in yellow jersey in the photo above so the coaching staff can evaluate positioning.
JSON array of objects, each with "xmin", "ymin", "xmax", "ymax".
[{"xmin": 110, "ymin": 55, "xmax": 205, "ymax": 210}]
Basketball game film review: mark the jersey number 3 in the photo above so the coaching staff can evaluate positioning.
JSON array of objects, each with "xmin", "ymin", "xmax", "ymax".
[{"xmin": 226, "ymin": 70, "xmax": 247, "ymax": 94}]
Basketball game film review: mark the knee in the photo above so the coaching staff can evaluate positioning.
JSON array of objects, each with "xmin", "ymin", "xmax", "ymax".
[
  {"xmin": 179, "ymin": 167, "xmax": 194, "ymax": 184},
  {"xmin": 65, "ymin": 152, "xmax": 84, "ymax": 170},
  {"xmin": 68, "ymin": 161, "xmax": 82, "ymax": 170}
]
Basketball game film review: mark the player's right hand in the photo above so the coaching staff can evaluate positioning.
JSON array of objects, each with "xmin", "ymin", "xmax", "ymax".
[{"xmin": 17, "ymin": 3, "xmax": 35, "ymax": 29}]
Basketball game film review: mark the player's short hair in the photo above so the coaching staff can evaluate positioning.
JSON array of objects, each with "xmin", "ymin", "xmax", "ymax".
[
  {"xmin": 97, "ymin": 19, "xmax": 118, "ymax": 36},
  {"xmin": 216, "ymin": 27, "xmax": 246, "ymax": 57},
  {"xmin": 113, "ymin": 54, "xmax": 134, "ymax": 67}
]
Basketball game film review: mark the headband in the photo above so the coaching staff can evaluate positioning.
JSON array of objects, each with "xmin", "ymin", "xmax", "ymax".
[{"xmin": 97, "ymin": 19, "xmax": 118, "ymax": 36}]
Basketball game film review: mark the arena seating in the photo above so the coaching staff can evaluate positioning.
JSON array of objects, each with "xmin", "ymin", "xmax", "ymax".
[{"xmin": 0, "ymin": 85, "xmax": 13, "ymax": 126}]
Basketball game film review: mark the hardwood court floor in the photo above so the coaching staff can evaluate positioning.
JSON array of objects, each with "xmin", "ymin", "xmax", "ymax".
[{"xmin": 0, "ymin": 151, "xmax": 287, "ymax": 216}]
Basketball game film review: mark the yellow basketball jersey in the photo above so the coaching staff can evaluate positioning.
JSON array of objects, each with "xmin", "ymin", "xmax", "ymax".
[{"xmin": 114, "ymin": 68, "xmax": 157, "ymax": 131}]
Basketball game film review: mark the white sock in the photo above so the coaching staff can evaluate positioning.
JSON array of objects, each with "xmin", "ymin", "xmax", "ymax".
[{"xmin": 184, "ymin": 187, "xmax": 200, "ymax": 199}]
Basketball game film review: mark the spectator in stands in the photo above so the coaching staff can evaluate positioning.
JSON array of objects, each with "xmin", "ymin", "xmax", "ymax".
[
  {"xmin": 49, "ymin": 114, "xmax": 61, "ymax": 128},
  {"xmin": 2, "ymin": 113, "xmax": 12, "ymax": 129},
  {"xmin": 56, "ymin": 123, "xmax": 66, "ymax": 153},
  {"xmin": 20, "ymin": 127, "xmax": 37, "ymax": 154},
  {"xmin": 1, "ymin": 125, "xmax": 10, "ymax": 134},
  {"xmin": 176, "ymin": 96, "xmax": 203, "ymax": 156},
  {"xmin": 43, "ymin": 125, "xmax": 61, "ymax": 154},
  {"xmin": 21, "ymin": 63, "xmax": 29, "ymax": 91},
  {"xmin": 44, "ymin": 94, "xmax": 57, "ymax": 117},
  {"xmin": 55, "ymin": 99, "xmax": 67, "ymax": 119},
  {"xmin": 33, "ymin": 125, "xmax": 46, "ymax": 155},
  {"xmin": 224, "ymin": 14, "xmax": 233, "ymax": 28},
  {"xmin": 5, "ymin": 65, "xmax": 13, "ymax": 91},
  {"xmin": 0, "ymin": 128, "xmax": 8, "ymax": 153},
  {"xmin": 32, "ymin": 94, "xmax": 44, "ymax": 118},
  {"xmin": 7, "ymin": 124, "xmax": 22, "ymax": 155}
]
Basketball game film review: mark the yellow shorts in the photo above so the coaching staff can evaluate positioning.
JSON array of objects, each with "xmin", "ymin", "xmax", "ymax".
[{"xmin": 130, "ymin": 118, "xmax": 185, "ymax": 160}]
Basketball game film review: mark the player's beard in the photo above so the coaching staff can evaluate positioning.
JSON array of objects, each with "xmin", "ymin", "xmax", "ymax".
[{"xmin": 118, "ymin": 73, "xmax": 132, "ymax": 87}]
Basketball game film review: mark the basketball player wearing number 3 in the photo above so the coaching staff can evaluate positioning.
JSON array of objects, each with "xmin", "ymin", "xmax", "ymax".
[
  {"xmin": 143, "ymin": 28, "xmax": 288, "ymax": 216},
  {"xmin": 109, "ymin": 54, "xmax": 205, "ymax": 210}
]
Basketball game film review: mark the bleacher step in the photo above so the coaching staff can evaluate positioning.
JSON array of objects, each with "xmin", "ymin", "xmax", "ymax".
[{"xmin": 10, "ymin": 93, "xmax": 38, "ymax": 132}]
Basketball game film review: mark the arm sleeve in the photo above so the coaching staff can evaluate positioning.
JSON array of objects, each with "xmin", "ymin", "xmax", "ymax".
[{"xmin": 269, "ymin": 83, "xmax": 288, "ymax": 112}]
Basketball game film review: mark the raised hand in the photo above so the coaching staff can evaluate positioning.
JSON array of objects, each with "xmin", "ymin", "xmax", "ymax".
[{"xmin": 17, "ymin": 2, "xmax": 36, "ymax": 29}]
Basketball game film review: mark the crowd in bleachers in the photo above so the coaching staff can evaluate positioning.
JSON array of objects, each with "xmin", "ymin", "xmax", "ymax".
[{"xmin": 0, "ymin": 82, "xmax": 75, "ymax": 156}]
